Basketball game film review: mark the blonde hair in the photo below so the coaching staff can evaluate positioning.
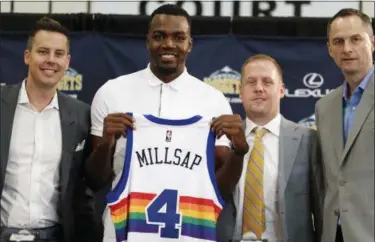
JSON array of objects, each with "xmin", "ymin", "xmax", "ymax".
[{"xmin": 241, "ymin": 54, "xmax": 283, "ymax": 83}]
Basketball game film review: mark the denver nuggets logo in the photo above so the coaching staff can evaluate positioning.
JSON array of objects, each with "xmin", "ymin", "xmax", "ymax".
[
  {"xmin": 203, "ymin": 66, "xmax": 241, "ymax": 104},
  {"xmin": 58, "ymin": 67, "xmax": 83, "ymax": 99},
  {"xmin": 298, "ymin": 114, "xmax": 317, "ymax": 130}
]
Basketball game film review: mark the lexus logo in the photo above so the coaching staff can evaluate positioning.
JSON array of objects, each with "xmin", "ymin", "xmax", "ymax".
[{"xmin": 303, "ymin": 73, "xmax": 324, "ymax": 89}]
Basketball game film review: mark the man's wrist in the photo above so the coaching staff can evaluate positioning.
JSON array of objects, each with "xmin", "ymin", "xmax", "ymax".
[
  {"xmin": 101, "ymin": 136, "xmax": 115, "ymax": 149},
  {"xmin": 231, "ymin": 145, "xmax": 247, "ymax": 156}
]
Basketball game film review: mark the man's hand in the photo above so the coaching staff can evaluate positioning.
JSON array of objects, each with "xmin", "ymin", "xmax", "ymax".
[
  {"xmin": 102, "ymin": 113, "xmax": 135, "ymax": 148},
  {"xmin": 211, "ymin": 114, "xmax": 249, "ymax": 156}
]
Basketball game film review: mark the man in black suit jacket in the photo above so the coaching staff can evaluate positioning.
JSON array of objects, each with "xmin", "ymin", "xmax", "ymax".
[{"xmin": 0, "ymin": 17, "xmax": 101, "ymax": 242}]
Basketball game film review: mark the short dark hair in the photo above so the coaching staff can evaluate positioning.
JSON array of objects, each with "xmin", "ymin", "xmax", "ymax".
[
  {"xmin": 27, "ymin": 17, "xmax": 70, "ymax": 52},
  {"xmin": 149, "ymin": 4, "xmax": 191, "ymax": 31},
  {"xmin": 327, "ymin": 8, "xmax": 373, "ymax": 37}
]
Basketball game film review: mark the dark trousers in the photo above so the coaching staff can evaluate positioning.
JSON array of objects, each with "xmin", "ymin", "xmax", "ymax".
[
  {"xmin": 0, "ymin": 226, "xmax": 63, "ymax": 242},
  {"xmin": 335, "ymin": 225, "xmax": 343, "ymax": 242}
]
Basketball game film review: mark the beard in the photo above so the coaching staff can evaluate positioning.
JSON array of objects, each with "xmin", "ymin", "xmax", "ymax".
[{"xmin": 157, "ymin": 65, "xmax": 178, "ymax": 75}]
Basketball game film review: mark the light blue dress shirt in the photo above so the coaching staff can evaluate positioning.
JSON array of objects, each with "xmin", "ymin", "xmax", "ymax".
[
  {"xmin": 338, "ymin": 65, "xmax": 374, "ymax": 226},
  {"xmin": 343, "ymin": 66, "xmax": 374, "ymax": 143}
]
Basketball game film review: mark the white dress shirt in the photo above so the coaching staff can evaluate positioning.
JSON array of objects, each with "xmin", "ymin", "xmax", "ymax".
[
  {"xmin": 233, "ymin": 114, "xmax": 284, "ymax": 241},
  {"xmin": 90, "ymin": 65, "xmax": 233, "ymax": 241},
  {"xmin": 0, "ymin": 81, "xmax": 62, "ymax": 228}
]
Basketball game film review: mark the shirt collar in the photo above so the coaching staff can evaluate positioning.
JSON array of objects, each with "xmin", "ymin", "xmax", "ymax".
[
  {"xmin": 245, "ymin": 113, "xmax": 281, "ymax": 138},
  {"xmin": 343, "ymin": 65, "xmax": 374, "ymax": 100},
  {"xmin": 145, "ymin": 63, "xmax": 189, "ymax": 91},
  {"xmin": 18, "ymin": 79, "xmax": 59, "ymax": 110}
]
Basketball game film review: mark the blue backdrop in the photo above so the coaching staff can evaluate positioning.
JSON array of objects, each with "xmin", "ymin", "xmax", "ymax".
[
  {"xmin": 0, "ymin": 32, "xmax": 346, "ymax": 218},
  {"xmin": 0, "ymin": 33, "xmax": 344, "ymax": 126}
]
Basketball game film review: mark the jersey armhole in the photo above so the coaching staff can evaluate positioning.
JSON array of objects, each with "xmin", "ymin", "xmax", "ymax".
[
  {"xmin": 106, "ymin": 112, "xmax": 134, "ymax": 203},
  {"xmin": 206, "ymin": 130, "xmax": 225, "ymax": 208}
]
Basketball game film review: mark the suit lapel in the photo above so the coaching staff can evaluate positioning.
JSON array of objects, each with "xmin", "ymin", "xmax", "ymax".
[
  {"xmin": 342, "ymin": 76, "xmax": 374, "ymax": 162},
  {"xmin": 58, "ymin": 93, "xmax": 76, "ymax": 197},
  {"xmin": 0, "ymin": 84, "xmax": 21, "ymax": 192},
  {"xmin": 278, "ymin": 117, "xmax": 301, "ymax": 200},
  {"xmin": 330, "ymin": 85, "xmax": 345, "ymax": 167}
]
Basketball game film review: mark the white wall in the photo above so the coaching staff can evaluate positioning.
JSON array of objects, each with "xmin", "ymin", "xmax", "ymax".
[
  {"xmin": 1, "ymin": 0, "xmax": 372, "ymax": 18},
  {"xmin": 362, "ymin": 1, "xmax": 375, "ymax": 18}
]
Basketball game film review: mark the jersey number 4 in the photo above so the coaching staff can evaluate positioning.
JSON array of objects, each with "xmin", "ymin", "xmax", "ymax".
[{"xmin": 146, "ymin": 189, "xmax": 182, "ymax": 238}]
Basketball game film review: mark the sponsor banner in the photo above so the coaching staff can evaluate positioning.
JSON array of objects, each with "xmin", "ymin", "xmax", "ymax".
[
  {"xmin": 0, "ymin": 33, "xmax": 344, "ymax": 125},
  {"xmin": 1, "ymin": 0, "xmax": 366, "ymax": 17}
]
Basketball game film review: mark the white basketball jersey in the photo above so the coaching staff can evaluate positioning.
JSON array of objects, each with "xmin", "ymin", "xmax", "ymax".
[{"xmin": 106, "ymin": 113, "xmax": 224, "ymax": 242}]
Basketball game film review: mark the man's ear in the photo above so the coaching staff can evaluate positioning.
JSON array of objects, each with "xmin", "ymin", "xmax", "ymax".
[
  {"xmin": 24, "ymin": 49, "xmax": 30, "ymax": 65},
  {"xmin": 327, "ymin": 41, "xmax": 334, "ymax": 59},
  {"xmin": 188, "ymin": 37, "xmax": 193, "ymax": 53},
  {"xmin": 146, "ymin": 33, "xmax": 151, "ymax": 50}
]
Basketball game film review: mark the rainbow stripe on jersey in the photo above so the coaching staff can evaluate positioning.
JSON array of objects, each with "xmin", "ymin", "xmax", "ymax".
[{"xmin": 109, "ymin": 192, "xmax": 222, "ymax": 241}]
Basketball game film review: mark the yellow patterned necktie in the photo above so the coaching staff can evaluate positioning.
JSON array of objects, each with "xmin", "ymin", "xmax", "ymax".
[{"xmin": 242, "ymin": 127, "xmax": 268, "ymax": 239}]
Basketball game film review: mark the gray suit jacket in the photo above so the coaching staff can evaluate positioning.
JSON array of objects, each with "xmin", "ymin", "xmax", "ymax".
[
  {"xmin": 0, "ymin": 83, "xmax": 102, "ymax": 242},
  {"xmin": 315, "ymin": 74, "xmax": 374, "ymax": 242},
  {"xmin": 217, "ymin": 116, "xmax": 323, "ymax": 242}
]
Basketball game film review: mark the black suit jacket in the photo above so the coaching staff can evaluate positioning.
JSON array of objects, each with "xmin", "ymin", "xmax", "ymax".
[{"xmin": 0, "ymin": 83, "xmax": 102, "ymax": 242}]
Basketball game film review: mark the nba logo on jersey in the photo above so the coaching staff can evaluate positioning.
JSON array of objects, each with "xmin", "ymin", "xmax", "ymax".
[{"xmin": 166, "ymin": 130, "xmax": 172, "ymax": 142}]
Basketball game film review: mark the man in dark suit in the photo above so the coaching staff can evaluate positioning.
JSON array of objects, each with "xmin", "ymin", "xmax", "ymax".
[{"xmin": 0, "ymin": 17, "xmax": 100, "ymax": 242}]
